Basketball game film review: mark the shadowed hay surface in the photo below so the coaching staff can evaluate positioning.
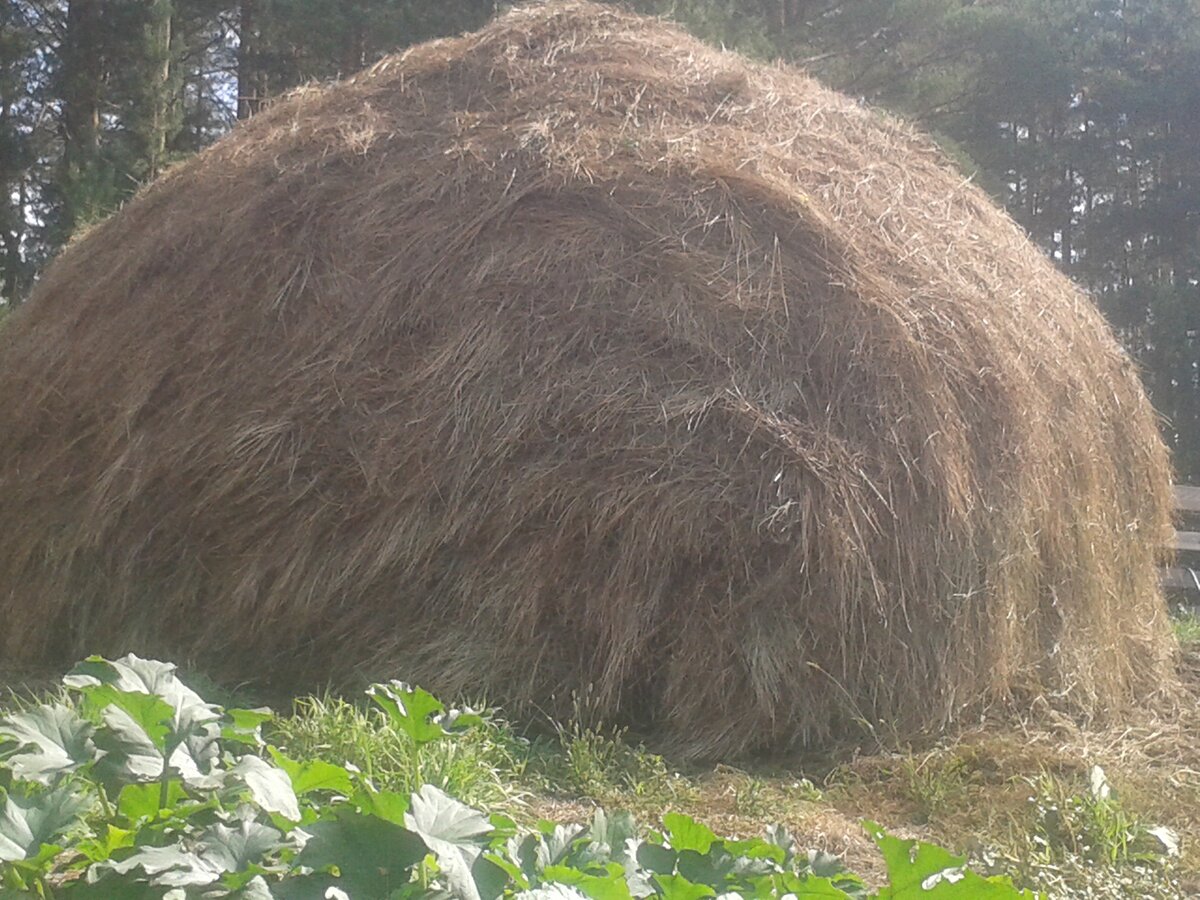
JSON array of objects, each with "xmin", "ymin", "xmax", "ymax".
[{"xmin": 0, "ymin": 1, "xmax": 1178, "ymax": 758}]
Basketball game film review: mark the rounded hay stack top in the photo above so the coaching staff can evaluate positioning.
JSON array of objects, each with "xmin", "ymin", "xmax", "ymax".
[{"xmin": 0, "ymin": 1, "xmax": 1178, "ymax": 758}]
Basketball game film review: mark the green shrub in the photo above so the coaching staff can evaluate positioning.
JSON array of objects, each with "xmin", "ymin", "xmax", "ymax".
[{"xmin": 0, "ymin": 654, "xmax": 1041, "ymax": 898}]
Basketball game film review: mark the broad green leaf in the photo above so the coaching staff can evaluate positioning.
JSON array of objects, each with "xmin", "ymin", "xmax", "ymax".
[
  {"xmin": 42, "ymin": 880, "xmax": 160, "ymax": 899},
  {"xmin": 543, "ymin": 862, "xmax": 635, "ymax": 900},
  {"xmin": 483, "ymin": 849, "xmax": 530, "ymax": 890},
  {"xmin": 222, "ymin": 708, "xmax": 275, "ymax": 748},
  {"xmin": 267, "ymin": 748, "xmax": 354, "ymax": 798},
  {"xmin": 194, "ymin": 819, "xmax": 286, "ymax": 875},
  {"xmin": 5, "ymin": 837, "xmax": 63, "ymax": 875},
  {"xmin": 676, "ymin": 847, "xmax": 736, "ymax": 888},
  {"xmin": 567, "ymin": 832, "xmax": 615, "ymax": 871},
  {"xmin": 405, "ymin": 784, "xmax": 493, "ymax": 847},
  {"xmin": 724, "ymin": 838, "xmax": 785, "ymax": 868},
  {"xmin": 536, "ymin": 823, "xmax": 586, "ymax": 870},
  {"xmin": 96, "ymin": 819, "xmax": 283, "ymax": 888},
  {"xmin": 405, "ymin": 785, "xmax": 494, "ymax": 900},
  {"xmin": 0, "ymin": 704, "xmax": 98, "ymax": 784},
  {"xmin": 116, "ymin": 780, "xmax": 189, "ymax": 822},
  {"xmin": 505, "ymin": 832, "xmax": 545, "ymax": 882},
  {"xmin": 74, "ymin": 823, "xmax": 137, "ymax": 863},
  {"xmin": 490, "ymin": 812, "xmax": 520, "ymax": 843},
  {"xmin": 768, "ymin": 871, "xmax": 858, "ymax": 896},
  {"xmin": 229, "ymin": 756, "xmax": 300, "ymax": 820},
  {"xmin": 81, "ymin": 687, "xmax": 176, "ymax": 750},
  {"xmin": 588, "ymin": 809, "xmax": 637, "ymax": 858},
  {"xmin": 577, "ymin": 809, "xmax": 637, "ymax": 877},
  {"xmin": 471, "ymin": 854, "xmax": 511, "ymax": 900},
  {"xmin": 295, "ymin": 811, "xmax": 427, "ymax": 896},
  {"xmin": 232, "ymin": 875, "xmax": 280, "ymax": 899},
  {"xmin": 366, "ymin": 681, "xmax": 446, "ymax": 745},
  {"xmin": 436, "ymin": 707, "xmax": 486, "ymax": 735},
  {"xmin": 619, "ymin": 837, "xmax": 656, "ymax": 897},
  {"xmin": 513, "ymin": 887, "xmax": 588, "ymax": 899},
  {"xmin": 92, "ymin": 699, "xmax": 221, "ymax": 788},
  {"xmin": 271, "ymin": 873, "xmax": 344, "ymax": 900},
  {"xmin": 875, "ymin": 867, "xmax": 1035, "ymax": 899},
  {"xmin": 68, "ymin": 656, "xmax": 223, "ymax": 786},
  {"xmin": 865, "ymin": 821, "xmax": 962, "ymax": 884},
  {"xmin": 635, "ymin": 841, "xmax": 677, "ymax": 875},
  {"xmin": 97, "ymin": 842, "xmax": 219, "ymax": 887},
  {"xmin": 65, "ymin": 655, "xmax": 219, "ymax": 731},
  {"xmin": 170, "ymin": 724, "xmax": 223, "ymax": 787},
  {"xmin": 0, "ymin": 784, "xmax": 90, "ymax": 862},
  {"xmin": 351, "ymin": 785, "xmax": 410, "ymax": 825},
  {"xmin": 91, "ymin": 701, "xmax": 175, "ymax": 783},
  {"xmin": 864, "ymin": 822, "xmax": 1031, "ymax": 899},
  {"xmin": 652, "ymin": 873, "xmax": 716, "ymax": 899},
  {"xmin": 663, "ymin": 814, "xmax": 718, "ymax": 856}
]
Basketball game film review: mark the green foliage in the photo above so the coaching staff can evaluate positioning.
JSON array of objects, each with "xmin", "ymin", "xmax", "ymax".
[{"xmin": 0, "ymin": 654, "xmax": 1042, "ymax": 898}]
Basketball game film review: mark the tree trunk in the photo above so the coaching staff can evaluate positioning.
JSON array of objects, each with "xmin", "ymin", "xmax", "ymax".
[
  {"xmin": 59, "ymin": 0, "xmax": 104, "ymax": 233},
  {"xmin": 237, "ymin": 0, "xmax": 264, "ymax": 119},
  {"xmin": 141, "ymin": 0, "xmax": 175, "ymax": 180},
  {"xmin": 0, "ymin": 178, "xmax": 27, "ymax": 307},
  {"xmin": 341, "ymin": 0, "xmax": 368, "ymax": 76}
]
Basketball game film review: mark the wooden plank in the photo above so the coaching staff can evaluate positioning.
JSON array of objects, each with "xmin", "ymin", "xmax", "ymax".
[
  {"xmin": 1162, "ymin": 567, "xmax": 1200, "ymax": 591},
  {"xmin": 1171, "ymin": 530, "xmax": 1200, "ymax": 552},
  {"xmin": 1174, "ymin": 484, "xmax": 1200, "ymax": 512}
]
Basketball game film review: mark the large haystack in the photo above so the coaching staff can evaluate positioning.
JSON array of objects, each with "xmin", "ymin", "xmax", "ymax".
[{"xmin": 0, "ymin": 2, "xmax": 1177, "ymax": 757}]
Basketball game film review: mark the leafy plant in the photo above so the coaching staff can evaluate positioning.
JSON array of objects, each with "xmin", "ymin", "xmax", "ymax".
[
  {"xmin": 0, "ymin": 654, "xmax": 1043, "ymax": 898},
  {"xmin": 897, "ymin": 752, "xmax": 974, "ymax": 825}
]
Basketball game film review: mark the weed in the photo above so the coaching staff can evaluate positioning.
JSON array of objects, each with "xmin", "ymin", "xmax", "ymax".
[
  {"xmin": 1025, "ymin": 766, "xmax": 1174, "ymax": 866},
  {"xmin": 785, "ymin": 776, "xmax": 825, "ymax": 803},
  {"xmin": 733, "ymin": 773, "xmax": 769, "ymax": 817},
  {"xmin": 520, "ymin": 685, "xmax": 675, "ymax": 803},
  {"xmin": 267, "ymin": 692, "xmax": 527, "ymax": 810},
  {"xmin": 545, "ymin": 718, "xmax": 672, "ymax": 801},
  {"xmin": 975, "ymin": 766, "xmax": 1182, "ymax": 899},
  {"xmin": 895, "ymin": 751, "xmax": 974, "ymax": 824}
]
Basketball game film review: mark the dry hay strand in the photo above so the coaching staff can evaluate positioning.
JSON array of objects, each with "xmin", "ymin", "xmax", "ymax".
[{"xmin": 0, "ymin": 1, "xmax": 1178, "ymax": 758}]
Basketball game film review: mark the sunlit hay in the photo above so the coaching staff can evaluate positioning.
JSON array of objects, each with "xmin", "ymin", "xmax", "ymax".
[{"xmin": 0, "ymin": 1, "xmax": 1177, "ymax": 758}]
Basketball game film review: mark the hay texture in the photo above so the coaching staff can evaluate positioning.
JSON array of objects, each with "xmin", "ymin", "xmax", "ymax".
[{"xmin": 0, "ymin": 1, "xmax": 1177, "ymax": 757}]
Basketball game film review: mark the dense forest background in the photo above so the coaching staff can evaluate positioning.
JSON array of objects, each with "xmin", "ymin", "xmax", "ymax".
[{"xmin": 2, "ymin": 0, "xmax": 1199, "ymax": 477}]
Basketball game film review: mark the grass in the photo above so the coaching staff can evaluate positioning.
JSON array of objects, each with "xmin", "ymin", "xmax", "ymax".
[
  {"xmin": 267, "ymin": 693, "xmax": 529, "ymax": 810},
  {"xmin": 1173, "ymin": 607, "xmax": 1200, "ymax": 645}
]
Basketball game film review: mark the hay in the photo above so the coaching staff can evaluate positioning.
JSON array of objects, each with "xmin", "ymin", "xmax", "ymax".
[{"xmin": 0, "ymin": 1, "xmax": 1178, "ymax": 758}]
